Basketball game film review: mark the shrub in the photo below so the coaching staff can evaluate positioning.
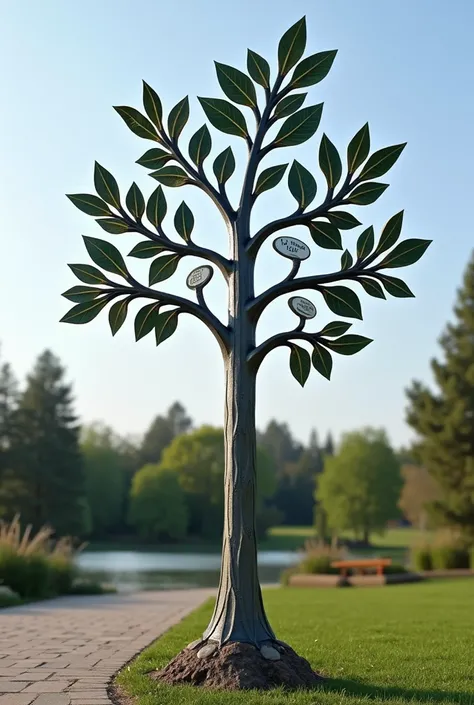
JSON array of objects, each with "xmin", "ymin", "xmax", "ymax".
[
  {"xmin": 69, "ymin": 578, "xmax": 117, "ymax": 595},
  {"xmin": 412, "ymin": 547, "xmax": 433, "ymax": 572},
  {"xmin": 383, "ymin": 563, "xmax": 409, "ymax": 575},
  {"xmin": 431, "ymin": 546, "xmax": 470, "ymax": 570},
  {"xmin": 298, "ymin": 554, "xmax": 340, "ymax": 575},
  {"xmin": 0, "ymin": 547, "xmax": 52, "ymax": 598}
]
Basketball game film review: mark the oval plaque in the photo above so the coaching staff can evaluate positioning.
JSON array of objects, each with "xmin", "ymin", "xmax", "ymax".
[
  {"xmin": 186, "ymin": 265, "xmax": 214, "ymax": 290},
  {"xmin": 273, "ymin": 236, "xmax": 310, "ymax": 261},
  {"xmin": 288, "ymin": 296, "xmax": 316, "ymax": 319}
]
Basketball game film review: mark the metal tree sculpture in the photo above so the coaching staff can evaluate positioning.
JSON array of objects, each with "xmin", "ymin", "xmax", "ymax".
[{"xmin": 62, "ymin": 17, "xmax": 430, "ymax": 660}]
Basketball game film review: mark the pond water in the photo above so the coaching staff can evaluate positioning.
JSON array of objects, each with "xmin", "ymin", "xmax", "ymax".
[{"xmin": 76, "ymin": 549, "xmax": 300, "ymax": 591}]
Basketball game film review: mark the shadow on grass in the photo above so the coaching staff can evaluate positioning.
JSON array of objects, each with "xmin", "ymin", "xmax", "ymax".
[{"xmin": 324, "ymin": 677, "xmax": 474, "ymax": 704}]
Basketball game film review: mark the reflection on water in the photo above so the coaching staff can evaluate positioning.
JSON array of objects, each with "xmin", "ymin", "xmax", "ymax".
[{"xmin": 76, "ymin": 550, "xmax": 300, "ymax": 591}]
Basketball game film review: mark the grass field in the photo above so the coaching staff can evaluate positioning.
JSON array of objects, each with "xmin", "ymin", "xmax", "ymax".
[{"xmin": 115, "ymin": 579, "xmax": 473, "ymax": 705}]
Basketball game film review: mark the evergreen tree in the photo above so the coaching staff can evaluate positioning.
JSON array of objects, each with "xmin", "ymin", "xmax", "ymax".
[
  {"xmin": 315, "ymin": 432, "xmax": 335, "ymax": 540},
  {"xmin": 406, "ymin": 252, "xmax": 474, "ymax": 542},
  {"xmin": 139, "ymin": 402, "xmax": 192, "ymax": 466},
  {"xmin": 0, "ymin": 354, "xmax": 25, "ymax": 518}
]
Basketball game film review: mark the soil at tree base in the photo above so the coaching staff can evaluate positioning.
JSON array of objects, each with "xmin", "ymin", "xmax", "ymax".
[{"xmin": 152, "ymin": 641, "xmax": 324, "ymax": 690}]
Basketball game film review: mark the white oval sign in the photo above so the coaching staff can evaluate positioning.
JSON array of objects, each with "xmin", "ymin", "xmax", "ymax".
[
  {"xmin": 273, "ymin": 236, "xmax": 310, "ymax": 261},
  {"xmin": 186, "ymin": 265, "xmax": 214, "ymax": 290},
  {"xmin": 288, "ymin": 296, "xmax": 316, "ymax": 319}
]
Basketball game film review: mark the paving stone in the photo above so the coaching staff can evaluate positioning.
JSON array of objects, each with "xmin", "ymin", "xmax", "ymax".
[
  {"xmin": 32, "ymin": 696, "xmax": 72, "ymax": 705},
  {"xmin": 0, "ymin": 695, "xmax": 37, "ymax": 705},
  {"xmin": 0, "ymin": 680, "xmax": 27, "ymax": 692}
]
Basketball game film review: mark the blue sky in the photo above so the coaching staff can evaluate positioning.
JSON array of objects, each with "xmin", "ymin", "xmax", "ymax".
[{"xmin": 1, "ymin": 0, "xmax": 473, "ymax": 448}]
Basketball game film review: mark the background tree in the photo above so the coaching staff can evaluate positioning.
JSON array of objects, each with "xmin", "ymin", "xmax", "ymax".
[
  {"xmin": 398, "ymin": 464, "xmax": 440, "ymax": 531},
  {"xmin": 315, "ymin": 431, "xmax": 334, "ymax": 540},
  {"xmin": 0, "ymin": 353, "xmax": 23, "ymax": 518},
  {"xmin": 139, "ymin": 402, "xmax": 192, "ymax": 466},
  {"xmin": 406, "ymin": 251, "xmax": 474, "ymax": 543},
  {"xmin": 61, "ymin": 14, "xmax": 430, "ymax": 683}
]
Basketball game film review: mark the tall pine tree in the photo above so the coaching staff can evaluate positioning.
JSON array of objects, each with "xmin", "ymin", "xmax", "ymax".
[
  {"xmin": 0, "ymin": 353, "xmax": 25, "ymax": 518},
  {"xmin": 406, "ymin": 252, "xmax": 474, "ymax": 543}
]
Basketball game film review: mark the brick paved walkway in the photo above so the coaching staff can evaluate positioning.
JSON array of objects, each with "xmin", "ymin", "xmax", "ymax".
[{"xmin": 0, "ymin": 589, "xmax": 212, "ymax": 705}]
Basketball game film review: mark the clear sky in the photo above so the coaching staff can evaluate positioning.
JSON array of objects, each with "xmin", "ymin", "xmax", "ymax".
[{"xmin": 1, "ymin": 0, "xmax": 473, "ymax": 449}]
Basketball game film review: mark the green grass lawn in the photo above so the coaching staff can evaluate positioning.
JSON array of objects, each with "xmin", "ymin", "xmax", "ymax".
[{"xmin": 115, "ymin": 579, "xmax": 474, "ymax": 705}]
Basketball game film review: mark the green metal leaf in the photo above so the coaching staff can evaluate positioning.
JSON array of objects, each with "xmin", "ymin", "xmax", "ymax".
[
  {"xmin": 135, "ymin": 303, "xmax": 160, "ymax": 341},
  {"xmin": 83, "ymin": 236, "xmax": 129, "ymax": 279},
  {"xmin": 94, "ymin": 163, "xmax": 121, "ymax": 209},
  {"xmin": 150, "ymin": 166, "xmax": 189, "ymax": 187},
  {"xmin": 290, "ymin": 50, "xmax": 337, "ymax": 88},
  {"xmin": 273, "ymin": 104, "xmax": 323, "ymax": 148},
  {"xmin": 146, "ymin": 186, "xmax": 167, "ymax": 228},
  {"xmin": 254, "ymin": 164, "xmax": 288, "ymax": 196},
  {"xmin": 149, "ymin": 254, "xmax": 180, "ymax": 285},
  {"xmin": 322, "ymin": 334, "xmax": 373, "ymax": 355},
  {"xmin": 278, "ymin": 17, "xmax": 306, "ymax": 77},
  {"xmin": 319, "ymin": 134, "xmax": 342, "ymax": 189},
  {"xmin": 375, "ymin": 211, "xmax": 404, "ymax": 255},
  {"xmin": 348, "ymin": 182, "xmax": 388, "ymax": 205},
  {"xmin": 128, "ymin": 241, "xmax": 167, "ymax": 259},
  {"xmin": 359, "ymin": 143, "xmax": 406, "ymax": 181},
  {"xmin": 213, "ymin": 147, "xmax": 235, "ymax": 184},
  {"xmin": 321, "ymin": 286, "xmax": 362, "ymax": 319},
  {"xmin": 155, "ymin": 309, "xmax": 179, "ymax": 347},
  {"xmin": 359, "ymin": 277, "xmax": 386, "ymax": 299},
  {"xmin": 136, "ymin": 148, "xmax": 172, "ymax": 170},
  {"xmin": 378, "ymin": 239, "xmax": 431, "ymax": 269},
  {"xmin": 356, "ymin": 226, "xmax": 375, "ymax": 260},
  {"xmin": 67, "ymin": 194, "xmax": 112, "ymax": 217},
  {"xmin": 114, "ymin": 106, "xmax": 159, "ymax": 141},
  {"xmin": 215, "ymin": 62, "xmax": 257, "ymax": 107},
  {"xmin": 319, "ymin": 321, "xmax": 352, "ymax": 337},
  {"xmin": 347, "ymin": 123, "xmax": 370, "ymax": 174},
  {"xmin": 288, "ymin": 160, "xmax": 317, "ymax": 209},
  {"xmin": 174, "ymin": 201, "xmax": 194, "ymax": 242},
  {"xmin": 96, "ymin": 218, "xmax": 129, "ymax": 234},
  {"xmin": 289, "ymin": 343, "xmax": 311, "ymax": 387},
  {"xmin": 308, "ymin": 221, "xmax": 342, "ymax": 249},
  {"xmin": 247, "ymin": 50, "xmax": 270, "ymax": 88},
  {"xmin": 167, "ymin": 97, "xmax": 189, "ymax": 140},
  {"xmin": 379, "ymin": 274, "xmax": 415, "ymax": 298},
  {"xmin": 198, "ymin": 97, "xmax": 248, "ymax": 139},
  {"xmin": 341, "ymin": 250, "xmax": 353, "ymax": 270},
  {"xmin": 62, "ymin": 286, "xmax": 104, "ymax": 303},
  {"xmin": 60, "ymin": 297, "xmax": 109, "ymax": 325},
  {"xmin": 327, "ymin": 211, "xmax": 361, "ymax": 230},
  {"xmin": 68, "ymin": 263, "xmax": 109, "ymax": 285},
  {"xmin": 109, "ymin": 297, "xmax": 129, "ymax": 336},
  {"xmin": 273, "ymin": 93, "xmax": 307, "ymax": 119},
  {"xmin": 188, "ymin": 124, "xmax": 212, "ymax": 167},
  {"xmin": 126, "ymin": 182, "xmax": 145, "ymax": 220},
  {"xmin": 311, "ymin": 343, "xmax": 332, "ymax": 380},
  {"xmin": 142, "ymin": 81, "xmax": 163, "ymax": 129}
]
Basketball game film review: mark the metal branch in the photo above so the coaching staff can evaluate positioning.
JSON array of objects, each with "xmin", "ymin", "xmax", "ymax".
[{"xmin": 248, "ymin": 329, "xmax": 320, "ymax": 371}]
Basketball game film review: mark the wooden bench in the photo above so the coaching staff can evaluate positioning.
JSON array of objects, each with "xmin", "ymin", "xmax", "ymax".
[{"xmin": 331, "ymin": 558, "xmax": 392, "ymax": 577}]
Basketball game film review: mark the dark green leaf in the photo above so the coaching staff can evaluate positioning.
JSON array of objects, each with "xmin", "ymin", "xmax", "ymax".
[
  {"xmin": 109, "ymin": 298, "xmax": 129, "ymax": 336},
  {"xmin": 319, "ymin": 321, "xmax": 352, "ymax": 337},
  {"xmin": 322, "ymin": 334, "xmax": 373, "ymax": 355},
  {"xmin": 96, "ymin": 218, "xmax": 129, "ymax": 234},
  {"xmin": 247, "ymin": 49, "xmax": 270, "ymax": 88},
  {"xmin": 94, "ymin": 163, "xmax": 121, "ymax": 209},
  {"xmin": 359, "ymin": 143, "xmax": 406, "ymax": 181},
  {"xmin": 359, "ymin": 277, "xmax": 386, "ymax": 299},
  {"xmin": 174, "ymin": 201, "xmax": 194, "ymax": 242},
  {"xmin": 126, "ymin": 183, "xmax": 145, "ymax": 220},
  {"xmin": 312, "ymin": 343, "xmax": 332, "ymax": 380},
  {"xmin": 308, "ymin": 221, "xmax": 342, "ymax": 249},
  {"xmin": 135, "ymin": 303, "xmax": 160, "ymax": 341},
  {"xmin": 348, "ymin": 182, "xmax": 388, "ymax": 205},
  {"xmin": 83, "ymin": 236, "xmax": 129, "ymax": 279},
  {"xmin": 188, "ymin": 124, "xmax": 212, "ymax": 167},
  {"xmin": 379, "ymin": 274, "xmax": 415, "ymax": 298},
  {"xmin": 62, "ymin": 286, "xmax": 104, "ymax": 303},
  {"xmin": 290, "ymin": 50, "xmax": 337, "ymax": 88},
  {"xmin": 128, "ymin": 241, "xmax": 167, "ymax": 259},
  {"xmin": 149, "ymin": 254, "xmax": 180, "ymax": 285},
  {"xmin": 278, "ymin": 17, "xmax": 306, "ymax": 76},
  {"xmin": 319, "ymin": 134, "xmax": 342, "ymax": 189},
  {"xmin": 273, "ymin": 93, "xmax": 307, "ymax": 119},
  {"xmin": 356, "ymin": 226, "xmax": 375, "ymax": 260},
  {"xmin": 150, "ymin": 166, "xmax": 189, "ymax": 187},
  {"xmin": 215, "ymin": 62, "xmax": 257, "ymax": 107},
  {"xmin": 254, "ymin": 164, "xmax": 288, "ymax": 196},
  {"xmin": 68, "ymin": 263, "xmax": 109, "ymax": 285},
  {"xmin": 288, "ymin": 160, "xmax": 317, "ymax": 209},
  {"xmin": 142, "ymin": 81, "xmax": 163, "ymax": 129},
  {"xmin": 273, "ymin": 104, "xmax": 323, "ymax": 148},
  {"xmin": 378, "ymin": 239, "xmax": 432, "ymax": 269},
  {"xmin": 155, "ymin": 309, "xmax": 179, "ymax": 347},
  {"xmin": 341, "ymin": 250, "xmax": 353, "ymax": 270},
  {"xmin": 168, "ymin": 97, "xmax": 189, "ymax": 140},
  {"xmin": 114, "ymin": 106, "xmax": 159, "ymax": 141},
  {"xmin": 213, "ymin": 147, "xmax": 235, "ymax": 184},
  {"xmin": 375, "ymin": 211, "xmax": 404, "ymax": 255},
  {"xmin": 198, "ymin": 97, "xmax": 248, "ymax": 139},
  {"xmin": 327, "ymin": 211, "xmax": 361, "ymax": 230},
  {"xmin": 289, "ymin": 343, "xmax": 311, "ymax": 387},
  {"xmin": 146, "ymin": 186, "xmax": 167, "ymax": 228},
  {"xmin": 136, "ymin": 148, "xmax": 172, "ymax": 170},
  {"xmin": 347, "ymin": 123, "xmax": 370, "ymax": 173},
  {"xmin": 67, "ymin": 194, "xmax": 112, "ymax": 217},
  {"xmin": 60, "ymin": 297, "xmax": 109, "ymax": 325},
  {"xmin": 321, "ymin": 286, "xmax": 362, "ymax": 319}
]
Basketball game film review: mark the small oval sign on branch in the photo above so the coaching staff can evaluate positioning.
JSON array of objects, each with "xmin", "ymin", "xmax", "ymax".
[
  {"xmin": 186, "ymin": 265, "xmax": 214, "ymax": 290},
  {"xmin": 288, "ymin": 296, "xmax": 316, "ymax": 319},
  {"xmin": 273, "ymin": 236, "xmax": 310, "ymax": 260}
]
